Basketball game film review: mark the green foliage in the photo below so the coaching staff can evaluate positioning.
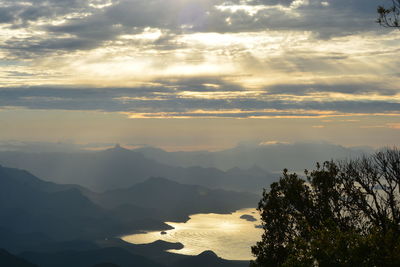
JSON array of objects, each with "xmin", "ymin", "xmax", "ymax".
[{"xmin": 251, "ymin": 148, "xmax": 400, "ymax": 266}]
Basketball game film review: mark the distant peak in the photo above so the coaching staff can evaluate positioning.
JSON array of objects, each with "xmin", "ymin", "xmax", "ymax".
[
  {"xmin": 104, "ymin": 144, "xmax": 131, "ymax": 153},
  {"xmin": 113, "ymin": 144, "xmax": 127, "ymax": 151},
  {"xmin": 197, "ymin": 250, "xmax": 219, "ymax": 258}
]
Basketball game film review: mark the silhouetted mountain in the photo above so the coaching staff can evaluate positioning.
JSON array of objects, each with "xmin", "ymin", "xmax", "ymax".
[
  {"xmin": 92, "ymin": 263, "xmax": 120, "ymax": 267},
  {"xmin": 0, "ymin": 164, "xmax": 258, "ymax": 254},
  {"xmin": 0, "ymin": 164, "xmax": 106, "ymax": 239},
  {"xmin": 0, "ymin": 227, "xmax": 53, "ymax": 254},
  {"xmin": 91, "ymin": 177, "xmax": 259, "ymax": 221},
  {"xmin": 0, "ymin": 146, "xmax": 274, "ymax": 192},
  {"xmin": 20, "ymin": 247, "xmax": 165, "ymax": 267},
  {"xmin": 0, "ymin": 249, "xmax": 38, "ymax": 267},
  {"xmin": 0, "ymin": 148, "xmax": 154, "ymax": 191},
  {"xmin": 174, "ymin": 250, "xmax": 248, "ymax": 267},
  {"xmin": 20, "ymin": 244, "xmax": 249, "ymax": 267},
  {"xmin": 134, "ymin": 142, "xmax": 372, "ymax": 172},
  {"xmin": 0, "ymin": 165, "xmax": 171, "ymax": 253},
  {"xmin": 0, "ymin": 164, "xmax": 258, "ymax": 267},
  {"xmin": 94, "ymin": 238, "xmax": 250, "ymax": 267},
  {"xmin": 96, "ymin": 238, "xmax": 187, "ymax": 266}
]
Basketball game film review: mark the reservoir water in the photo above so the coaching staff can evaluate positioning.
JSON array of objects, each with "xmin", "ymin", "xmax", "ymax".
[{"xmin": 122, "ymin": 208, "xmax": 262, "ymax": 260}]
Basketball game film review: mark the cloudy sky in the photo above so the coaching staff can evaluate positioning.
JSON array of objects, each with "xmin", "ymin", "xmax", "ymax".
[{"xmin": 0, "ymin": 0, "xmax": 399, "ymax": 150}]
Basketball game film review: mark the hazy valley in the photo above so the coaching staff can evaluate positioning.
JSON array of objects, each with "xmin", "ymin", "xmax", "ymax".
[{"xmin": 0, "ymin": 142, "xmax": 375, "ymax": 266}]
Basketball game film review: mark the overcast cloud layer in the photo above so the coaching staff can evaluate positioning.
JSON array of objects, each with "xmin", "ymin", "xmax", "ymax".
[{"xmin": 0, "ymin": 0, "xmax": 399, "ymax": 120}]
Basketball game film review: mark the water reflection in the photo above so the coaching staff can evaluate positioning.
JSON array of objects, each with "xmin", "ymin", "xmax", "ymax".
[{"xmin": 122, "ymin": 208, "xmax": 262, "ymax": 260}]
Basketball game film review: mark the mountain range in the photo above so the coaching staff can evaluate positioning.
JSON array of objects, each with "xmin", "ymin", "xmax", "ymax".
[
  {"xmin": 0, "ymin": 142, "xmax": 366, "ymax": 266},
  {"xmin": 0, "ymin": 145, "xmax": 274, "ymax": 192},
  {"xmin": 0, "ymin": 164, "xmax": 256, "ymax": 266},
  {"xmin": 133, "ymin": 142, "xmax": 371, "ymax": 172}
]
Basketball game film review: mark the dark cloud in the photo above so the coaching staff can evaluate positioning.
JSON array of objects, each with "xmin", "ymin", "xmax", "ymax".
[
  {"xmin": 0, "ymin": 6, "xmax": 18, "ymax": 23},
  {"xmin": 265, "ymin": 83, "xmax": 397, "ymax": 96},
  {"xmin": 0, "ymin": 78, "xmax": 399, "ymax": 117},
  {"xmin": 0, "ymin": 0, "xmax": 386, "ymax": 56},
  {"xmin": 2, "ymin": 36, "xmax": 102, "ymax": 57},
  {"xmin": 4, "ymin": 71, "xmax": 34, "ymax": 77},
  {"xmin": 0, "ymin": 0, "xmax": 89, "ymax": 25},
  {"xmin": 229, "ymin": 0, "xmax": 379, "ymax": 39}
]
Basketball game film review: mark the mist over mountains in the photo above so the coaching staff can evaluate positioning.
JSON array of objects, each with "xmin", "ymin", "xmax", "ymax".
[
  {"xmin": 0, "ymin": 164, "xmax": 254, "ymax": 266},
  {"xmin": 0, "ymin": 164, "xmax": 256, "ymax": 243},
  {"xmin": 0, "ymin": 142, "xmax": 371, "ymax": 193},
  {"xmin": 91, "ymin": 177, "xmax": 258, "ymax": 221},
  {"xmin": 0, "ymin": 164, "xmax": 163, "ymax": 247},
  {"xmin": 134, "ymin": 142, "xmax": 372, "ymax": 172},
  {"xmin": 0, "ymin": 141, "xmax": 374, "ymax": 266},
  {"xmin": 0, "ymin": 144, "xmax": 273, "ymax": 193}
]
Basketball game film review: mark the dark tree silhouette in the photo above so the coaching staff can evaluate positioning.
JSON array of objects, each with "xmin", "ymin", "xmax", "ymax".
[
  {"xmin": 377, "ymin": 0, "xmax": 400, "ymax": 28},
  {"xmin": 251, "ymin": 148, "xmax": 400, "ymax": 266}
]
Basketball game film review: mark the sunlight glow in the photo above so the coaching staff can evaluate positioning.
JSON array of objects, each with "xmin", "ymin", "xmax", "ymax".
[
  {"xmin": 215, "ymin": 5, "xmax": 268, "ymax": 16},
  {"xmin": 122, "ymin": 208, "xmax": 262, "ymax": 260}
]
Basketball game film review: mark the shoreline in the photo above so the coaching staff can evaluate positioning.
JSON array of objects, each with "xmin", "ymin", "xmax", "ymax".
[{"xmin": 120, "ymin": 207, "xmax": 260, "ymax": 261}]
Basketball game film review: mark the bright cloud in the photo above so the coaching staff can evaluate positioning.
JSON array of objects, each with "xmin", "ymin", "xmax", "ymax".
[{"xmin": 0, "ymin": 0, "xmax": 399, "ymax": 148}]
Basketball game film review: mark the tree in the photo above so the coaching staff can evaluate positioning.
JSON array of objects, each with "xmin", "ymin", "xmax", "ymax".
[
  {"xmin": 377, "ymin": 0, "xmax": 400, "ymax": 28},
  {"xmin": 251, "ymin": 148, "xmax": 400, "ymax": 266}
]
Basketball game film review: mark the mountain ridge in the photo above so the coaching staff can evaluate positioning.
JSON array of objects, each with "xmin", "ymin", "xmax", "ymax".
[{"xmin": 0, "ymin": 148, "xmax": 273, "ymax": 192}]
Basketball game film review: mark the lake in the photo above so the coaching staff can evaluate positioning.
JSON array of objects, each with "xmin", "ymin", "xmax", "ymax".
[{"xmin": 122, "ymin": 208, "xmax": 263, "ymax": 260}]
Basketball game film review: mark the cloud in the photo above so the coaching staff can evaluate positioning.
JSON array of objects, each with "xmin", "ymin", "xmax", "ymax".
[
  {"xmin": 259, "ymin": 140, "xmax": 290, "ymax": 145},
  {"xmin": 387, "ymin": 123, "xmax": 400, "ymax": 129},
  {"xmin": 0, "ymin": 77, "xmax": 399, "ymax": 118},
  {"xmin": 0, "ymin": 0, "xmax": 388, "ymax": 58},
  {"xmin": 265, "ymin": 82, "xmax": 398, "ymax": 96},
  {"xmin": 0, "ymin": 0, "xmax": 90, "ymax": 26},
  {"xmin": 0, "ymin": 0, "xmax": 398, "ymax": 120}
]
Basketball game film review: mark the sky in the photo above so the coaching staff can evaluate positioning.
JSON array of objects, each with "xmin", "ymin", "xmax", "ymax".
[{"xmin": 0, "ymin": 0, "xmax": 399, "ymax": 151}]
